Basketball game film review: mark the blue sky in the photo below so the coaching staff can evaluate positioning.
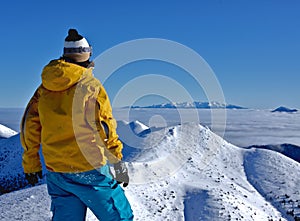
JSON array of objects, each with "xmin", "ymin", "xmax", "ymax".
[{"xmin": 0, "ymin": 0, "xmax": 299, "ymax": 109}]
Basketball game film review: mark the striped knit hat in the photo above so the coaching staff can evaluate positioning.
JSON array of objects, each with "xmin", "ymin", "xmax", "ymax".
[{"xmin": 63, "ymin": 29, "xmax": 92, "ymax": 62}]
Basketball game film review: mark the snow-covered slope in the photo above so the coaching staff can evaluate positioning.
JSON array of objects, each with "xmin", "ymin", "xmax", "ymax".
[
  {"xmin": 0, "ymin": 134, "xmax": 29, "ymax": 194},
  {"xmin": 0, "ymin": 123, "xmax": 299, "ymax": 220},
  {"xmin": 246, "ymin": 143, "xmax": 300, "ymax": 163},
  {"xmin": 0, "ymin": 123, "xmax": 17, "ymax": 139},
  {"xmin": 0, "ymin": 134, "xmax": 46, "ymax": 194},
  {"xmin": 244, "ymin": 148, "xmax": 300, "ymax": 220},
  {"xmin": 125, "ymin": 124, "xmax": 299, "ymax": 220}
]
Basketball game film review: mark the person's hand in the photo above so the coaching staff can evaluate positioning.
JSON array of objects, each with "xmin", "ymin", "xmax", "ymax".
[
  {"xmin": 25, "ymin": 171, "xmax": 43, "ymax": 186},
  {"xmin": 114, "ymin": 161, "xmax": 129, "ymax": 187}
]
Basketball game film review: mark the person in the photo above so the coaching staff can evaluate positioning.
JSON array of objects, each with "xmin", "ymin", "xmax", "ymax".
[{"xmin": 20, "ymin": 29, "xmax": 134, "ymax": 221}]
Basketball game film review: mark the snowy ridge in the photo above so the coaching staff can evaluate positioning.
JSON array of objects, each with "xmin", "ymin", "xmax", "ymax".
[
  {"xmin": 0, "ymin": 123, "xmax": 17, "ymax": 139},
  {"xmin": 0, "ymin": 123, "xmax": 299, "ymax": 220}
]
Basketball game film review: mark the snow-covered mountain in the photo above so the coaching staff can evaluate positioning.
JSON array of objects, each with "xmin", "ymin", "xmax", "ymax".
[
  {"xmin": 0, "ymin": 123, "xmax": 17, "ymax": 139},
  {"xmin": 271, "ymin": 106, "xmax": 298, "ymax": 113},
  {"xmin": 130, "ymin": 101, "xmax": 246, "ymax": 109},
  {"xmin": 118, "ymin": 120, "xmax": 150, "ymax": 136},
  {"xmin": 0, "ymin": 122, "xmax": 300, "ymax": 220}
]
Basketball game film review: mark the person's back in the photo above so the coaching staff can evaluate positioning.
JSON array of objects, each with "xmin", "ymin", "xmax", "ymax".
[{"xmin": 35, "ymin": 59, "xmax": 108, "ymax": 172}]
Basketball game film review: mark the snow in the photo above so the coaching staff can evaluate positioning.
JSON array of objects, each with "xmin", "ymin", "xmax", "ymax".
[
  {"xmin": 244, "ymin": 148, "xmax": 300, "ymax": 219},
  {"xmin": 0, "ymin": 123, "xmax": 17, "ymax": 139},
  {"xmin": 0, "ymin": 118, "xmax": 300, "ymax": 220},
  {"xmin": 0, "ymin": 134, "xmax": 29, "ymax": 194},
  {"xmin": 0, "ymin": 185, "xmax": 51, "ymax": 221}
]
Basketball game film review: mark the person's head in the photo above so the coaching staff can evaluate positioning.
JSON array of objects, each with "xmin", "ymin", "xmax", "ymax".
[{"xmin": 63, "ymin": 29, "xmax": 92, "ymax": 62}]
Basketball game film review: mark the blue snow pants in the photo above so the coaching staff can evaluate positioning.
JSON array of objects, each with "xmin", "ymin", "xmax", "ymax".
[{"xmin": 46, "ymin": 165, "xmax": 134, "ymax": 221}]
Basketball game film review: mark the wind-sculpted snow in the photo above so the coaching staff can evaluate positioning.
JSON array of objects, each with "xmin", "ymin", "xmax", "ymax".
[{"xmin": 0, "ymin": 122, "xmax": 299, "ymax": 220}]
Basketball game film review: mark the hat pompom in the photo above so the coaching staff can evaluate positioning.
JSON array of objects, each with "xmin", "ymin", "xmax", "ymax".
[
  {"xmin": 65, "ymin": 29, "xmax": 83, "ymax": 42},
  {"xmin": 68, "ymin": 29, "xmax": 78, "ymax": 36}
]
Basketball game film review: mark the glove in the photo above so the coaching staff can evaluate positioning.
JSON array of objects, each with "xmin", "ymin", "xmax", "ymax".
[
  {"xmin": 114, "ymin": 161, "xmax": 129, "ymax": 187},
  {"xmin": 25, "ymin": 171, "xmax": 43, "ymax": 186}
]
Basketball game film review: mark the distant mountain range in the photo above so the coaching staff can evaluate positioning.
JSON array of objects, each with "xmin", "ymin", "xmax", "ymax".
[{"xmin": 129, "ymin": 101, "xmax": 246, "ymax": 109}]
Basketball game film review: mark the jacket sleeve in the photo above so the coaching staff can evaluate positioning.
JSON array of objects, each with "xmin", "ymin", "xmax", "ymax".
[
  {"xmin": 96, "ymin": 84, "xmax": 123, "ymax": 163},
  {"xmin": 20, "ymin": 89, "xmax": 42, "ymax": 173}
]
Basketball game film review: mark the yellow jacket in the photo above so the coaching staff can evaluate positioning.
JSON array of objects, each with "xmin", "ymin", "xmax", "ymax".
[{"xmin": 21, "ymin": 59, "xmax": 123, "ymax": 173}]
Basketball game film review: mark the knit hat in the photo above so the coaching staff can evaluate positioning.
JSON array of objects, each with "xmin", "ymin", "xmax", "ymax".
[{"xmin": 63, "ymin": 29, "xmax": 92, "ymax": 62}]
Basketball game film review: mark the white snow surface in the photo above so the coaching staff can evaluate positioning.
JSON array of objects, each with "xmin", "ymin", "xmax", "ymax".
[
  {"xmin": 0, "ymin": 123, "xmax": 17, "ymax": 139},
  {"xmin": 0, "ymin": 122, "xmax": 299, "ymax": 220}
]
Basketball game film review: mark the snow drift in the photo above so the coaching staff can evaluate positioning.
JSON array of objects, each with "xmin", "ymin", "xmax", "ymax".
[{"xmin": 0, "ymin": 122, "xmax": 299, "ymax": 220}]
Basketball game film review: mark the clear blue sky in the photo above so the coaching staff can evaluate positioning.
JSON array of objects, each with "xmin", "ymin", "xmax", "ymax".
[{"xmin": 0, "ymin": 0, "xmax": 299, "ymax": 109}]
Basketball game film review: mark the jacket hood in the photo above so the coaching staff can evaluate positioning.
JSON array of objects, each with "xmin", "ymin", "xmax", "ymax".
[{"xmin": 41, "ymin": 59, "xmax": 92, "ymax": 91}]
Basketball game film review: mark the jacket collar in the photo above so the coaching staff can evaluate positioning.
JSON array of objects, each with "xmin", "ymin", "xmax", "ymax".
[{"xmin": 41, "ymin": 59, "xmax": 93, "ymax": 92}]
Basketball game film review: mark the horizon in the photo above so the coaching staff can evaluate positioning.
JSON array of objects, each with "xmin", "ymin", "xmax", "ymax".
[
  {"xmin": 0, "ymin": 1, "xmax": 299, "ymax": 109},
  {"xmin": 0, "ymin": 101, "xmax": 297, "ymax": 110}
]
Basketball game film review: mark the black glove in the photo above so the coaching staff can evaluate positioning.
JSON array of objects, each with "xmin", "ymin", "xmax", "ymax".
[
  {"xmin": 25, "ymin": 171, "xmax": 43, "ymax": 186},
  {"xmin": 114, "ymin": 161, "xmax": 129, "ymax": 187}
]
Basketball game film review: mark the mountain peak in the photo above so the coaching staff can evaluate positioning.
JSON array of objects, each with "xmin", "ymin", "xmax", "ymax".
[
  {"xmin": 271, "ymin": 106, "xmax": 298, "ymax": 113},
  {"xmin": 0, "ymin": 124, "xmax": 18, "ymax": 139}
]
